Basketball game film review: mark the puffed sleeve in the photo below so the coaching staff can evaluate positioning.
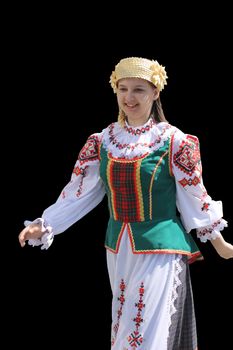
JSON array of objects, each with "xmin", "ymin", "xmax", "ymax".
[
  {"xmin": 25, "ymin": 132, "xmax": 106, "ymax": 249},
  {"xmin": 171, "ymin": 129, "xmax": 228, "ymax": 242}
]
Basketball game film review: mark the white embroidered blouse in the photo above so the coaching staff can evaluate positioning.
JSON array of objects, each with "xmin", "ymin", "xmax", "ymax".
[{"xmin": 25, "ymin": 118, "xmax": 227, "ymax": 249}]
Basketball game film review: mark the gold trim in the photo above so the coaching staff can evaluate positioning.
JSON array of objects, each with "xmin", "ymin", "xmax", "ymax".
[
  {"xmin": 127, "ymin": 223, "xmax": 136, "ymax": 251},
  {"xmin": 107, "ymin": 160, "xmax": 117, "ymax": 220},
  {"xmin": 135, "ymin": 160, "xmax": 145, "ymax": 221},
  {"xmin": 149, "ymin": 150, "xmax": 169, "ymax": 219},
  {"xmin": 107, "ymin": 151, "xmax": 149, "ymax": 163},
  {"xmin": 168, "ymin": 133, "xmax": 174, "ymax": 176}
]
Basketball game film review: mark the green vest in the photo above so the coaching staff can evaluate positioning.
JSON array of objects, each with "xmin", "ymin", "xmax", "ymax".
[{"xmin": 99, "ymin": 138, "xmax": 201, "ymax": 262}]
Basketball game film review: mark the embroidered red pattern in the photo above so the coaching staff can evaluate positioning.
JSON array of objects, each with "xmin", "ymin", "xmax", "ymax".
[
  {"xmin": 197, "ymin": 219, "xmax": 222, "ymax": 237},
  {"xmin": 124, "ymin": 119, "xmax": 155, "ymax": 136},
  {"xmin": 111, "ymin": 279, "xmax": 126, "ymax": 346},
  {"xmin": 201, "ymin": 202, "xmax": 210, "ymax": 211},
  {"xmin": 108, "ymin": 123, "xmax": 171, "ymax": 152},
  {"xmin": 62, "ymin": 165, "xmax": 89, "ymax": 198},
  {"xmin": 73, "ymin": 165, "xmax": 88, "ymax": 197},
  {"xmin": 78, "ymin": 135, "xmax": 100, "ymax": 165},
  {"xmin": 127, "ymin": 282, "xmax": 145, "ymax": 348},
  {"xmin": 173, "ymin": 135, "xmax": 201, "ymax": 176},
  {"xmin": 178, "ymin": 175, "xmax": 200, "ymax": 187}
]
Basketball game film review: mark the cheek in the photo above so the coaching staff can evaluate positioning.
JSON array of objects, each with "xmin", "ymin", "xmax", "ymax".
[
  {"xmin": 141, "ymin": 95, "xmax": 154, "ymax": 106},
  {"xmin": 116, "ymin": 94, "xmax": 123, "ymax": 106}
]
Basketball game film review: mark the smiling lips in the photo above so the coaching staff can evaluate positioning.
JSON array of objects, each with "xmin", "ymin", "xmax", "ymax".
[{"xmin": 125, "ymin": 103, "xmax": 138, "ymax": 110}]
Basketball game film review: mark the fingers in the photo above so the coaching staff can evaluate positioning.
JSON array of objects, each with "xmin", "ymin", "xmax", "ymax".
[
  {"xmin": 18, "ymin": 224, "xmax": 44, "ymax": 248},
  {"xmin": 18, "ymin": 227, "xmax": 28, "ymax": 247}
]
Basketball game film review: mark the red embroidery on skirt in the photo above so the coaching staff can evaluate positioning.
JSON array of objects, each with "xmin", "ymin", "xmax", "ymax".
[
  {"xmin": 111, "ymin": 279, "xmax": 126, "ymax": 346},
  {"xmin": 127, "ymin": 282, "xmax": 145, "ymax": 348}
]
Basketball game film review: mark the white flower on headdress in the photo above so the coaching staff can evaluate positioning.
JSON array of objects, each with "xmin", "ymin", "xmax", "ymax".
[
  {"xmin": 150, "ymin": 60, "xmax": 168, "ymax": 91},
  {"xmin": 109, "ymin": 71, "xmax": 117, "ymax": 93}
]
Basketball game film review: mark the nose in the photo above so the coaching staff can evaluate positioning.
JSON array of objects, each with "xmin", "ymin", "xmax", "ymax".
[{"xmin": 125, "ymin": 91, "xmax": 135, "ymax": 103}]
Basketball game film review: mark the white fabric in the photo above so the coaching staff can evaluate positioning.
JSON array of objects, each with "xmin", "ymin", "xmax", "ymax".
[
  {"xmin": 27, "ymin": 156, "xmax": 106, "ymax": 249},
  {"xmin": 107, "ymin": 227, "xmax": 182, "ymax": 349},
  {"xmin": 171, "ymin": 127, "xmax": 227, "ymax": 238},
  {"xmin": 25, "ymin": 118, "xmax": 227, "ymax": 249},
  {"xmin": 102, "ymin": 120, "xmax": 172, "ymax": 159}
]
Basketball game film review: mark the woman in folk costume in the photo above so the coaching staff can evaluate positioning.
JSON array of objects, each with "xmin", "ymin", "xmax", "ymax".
[{"xmin": 19, "ymin": 57, "xmax": 233, "ymax": 349}]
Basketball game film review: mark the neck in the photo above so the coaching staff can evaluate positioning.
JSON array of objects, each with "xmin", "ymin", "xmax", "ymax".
[{"xmin": 127, "ymin": 116, "xmax": 151, "ymax": 127}]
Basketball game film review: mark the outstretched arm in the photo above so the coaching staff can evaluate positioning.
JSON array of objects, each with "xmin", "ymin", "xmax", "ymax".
[
  {"xmin": 18, "ymin": 132, "xmax": 106, "ymax": 249},
  {"xmin": 171, "ymin": 130, "xmax": 232, "ymax": 259}
]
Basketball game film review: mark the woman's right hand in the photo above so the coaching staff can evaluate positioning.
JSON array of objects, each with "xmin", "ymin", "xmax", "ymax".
[
  {"xmin": 18, "ymin": 224, "xmax": 45, "ymax": 248},
  {"xmin": 211, "ymin": 234, "xmax": 233, "ymax": 259}
]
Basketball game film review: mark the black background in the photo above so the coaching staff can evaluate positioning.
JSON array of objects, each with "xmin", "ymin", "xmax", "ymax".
[{"xmin": 4, "ymin": 3, "xmax": 233, "ymax": 349}]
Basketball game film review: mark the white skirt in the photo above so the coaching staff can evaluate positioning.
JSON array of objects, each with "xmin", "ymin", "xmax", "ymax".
[{"xmin": 107, "ymin": 227, "xmax": 197, "ymax": 350}]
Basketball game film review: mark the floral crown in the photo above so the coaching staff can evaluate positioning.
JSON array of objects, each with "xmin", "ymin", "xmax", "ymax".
[{"xmin": 109, "ymin": 57, "xmax": 168, "ymax": 93}]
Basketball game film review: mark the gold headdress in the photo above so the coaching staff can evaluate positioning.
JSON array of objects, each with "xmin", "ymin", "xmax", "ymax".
[{"xmin": 109, "ymin": 57, "xmax": 168, "ymax": 93}]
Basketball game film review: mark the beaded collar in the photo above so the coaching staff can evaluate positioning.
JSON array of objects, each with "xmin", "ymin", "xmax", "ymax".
[{"xmin": 124, "ymin": 118, "xmax": 155, "ymax": 136}]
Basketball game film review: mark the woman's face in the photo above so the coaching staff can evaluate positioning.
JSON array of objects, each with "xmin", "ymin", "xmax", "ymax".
[{"xmin": 116, "ymin": 78, "xmax": 159, "ymax": 126}]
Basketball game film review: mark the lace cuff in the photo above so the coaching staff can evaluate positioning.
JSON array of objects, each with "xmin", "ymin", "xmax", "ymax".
[
  {"xmin": 196, "ymin": 218, "xmax": 228, "ymax": 242},
  {"xmin": 24, "ymin": 218, "xmax": 54, "ymax": 250}
]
